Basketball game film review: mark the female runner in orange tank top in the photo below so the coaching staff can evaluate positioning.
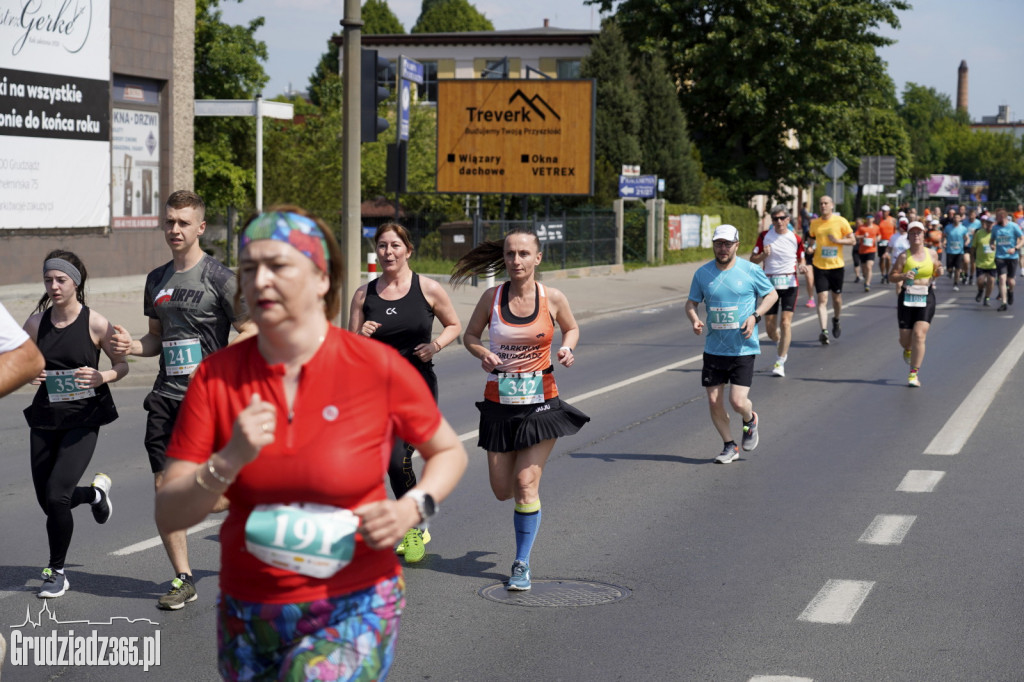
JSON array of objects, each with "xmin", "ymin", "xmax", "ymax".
[{"xmin": 452, "ymin": 228, "xmax": 589, "ymax": 591}]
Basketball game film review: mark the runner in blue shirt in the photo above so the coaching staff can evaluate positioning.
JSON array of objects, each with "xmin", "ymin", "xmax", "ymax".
[
  {"xmin": 963, "ymin": 208, "xmax": 982, "ymax": 285},
  {"xmin": 685, "ymin": 225, "xmax": 777, "ymax": 463},
  {"xmin": 941, "ymin": 213, "xmax": 969, "ymax": 290},
  {"xmin": 991, "ymin": 208, "xmax": 1024, "ymax": 311}
]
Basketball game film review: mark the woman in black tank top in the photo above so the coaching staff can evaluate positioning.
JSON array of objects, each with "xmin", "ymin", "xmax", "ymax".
[
  {"xmin": 348, "ymin": 223, "xmax": 461, "ymax": 563},
  {"xmin": 21, "ymin": 250, "xmax": 131, "ymax": 598}
]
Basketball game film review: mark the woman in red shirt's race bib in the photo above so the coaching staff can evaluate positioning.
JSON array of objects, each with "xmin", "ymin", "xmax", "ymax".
[{"xmin": 155, "ymin": 205, "xmax": 467, "ymax": 681}]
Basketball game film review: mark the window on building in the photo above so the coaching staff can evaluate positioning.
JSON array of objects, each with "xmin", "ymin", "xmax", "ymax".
[
  {"xmin": 556, "ymin": 59, "xmax": 581, "ymax": 79},
  {"xmin": 482, "ymin": 58, "xmax": 508, "ymax": 79},
  {"xmin": 419, "ymin": 61, "xmax": 438, "ymax": 102},
  {"xmin": 377, "ymin": 60, "xmax": 398, "ymax": 92}
]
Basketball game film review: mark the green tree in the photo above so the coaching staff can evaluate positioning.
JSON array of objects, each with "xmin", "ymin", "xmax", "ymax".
[
  {"xmin": 364, "ymin": 0, "xmax": 405, "ymax": 34},
  {"xmin": 587, "ymin": 0, "xmax": 908, "ymax": 201},
  {"xmin": 308, "ymin": 2, "xmax": 404, "ymax": 107},
  {"xmin": 946, "ymin": 131, "xmax": 1024, "ymax": 201},
  {"xmin": 897, "ymin": 82, "xmax": 966, "ymax": 181},
  {"xmin": 581, "ymin": 20, "xmax": 642, "ymax": 204},
  {"xmin": 412, "ymin": 0, "xmax": 494, "ymax": 33},
  {"xmin": 194, "ymin": 0, "xmax": 269, "ymax": 210},
  {"xmin": 631, "ymin": 51, "xmax": 703, "ymax": 203}
]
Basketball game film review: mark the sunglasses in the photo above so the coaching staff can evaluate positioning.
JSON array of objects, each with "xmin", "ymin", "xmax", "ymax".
[{"xmin": 772, "ymin": 216, "xmax": 788, "ymax": 221}]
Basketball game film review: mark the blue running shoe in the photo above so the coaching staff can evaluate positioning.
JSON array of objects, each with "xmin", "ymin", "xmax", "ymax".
[{"xmin": 507, "ymin": 561, "xmax": 531, "ymax": 591}]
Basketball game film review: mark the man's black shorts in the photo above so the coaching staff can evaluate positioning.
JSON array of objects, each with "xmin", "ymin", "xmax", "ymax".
[
  {"xmin": 766, "ymin": 286, "xmax": 798, "ymax": 315},
  {"xmin": 813, "ymin": 266, "xmax": 844, "ymax": 294},
  {"xmin": 701, "ymin": 353, "xmax": 756, "ymax": 388},
  {"xmin": 946, "ymin": 253, "xmax": 964, "ymax": 270},
  {"xmin": 996, "ymin": 258, "xmax": 1018, "ymax": 278},
  {"xmin": 858, "ymin": 252, "xmax": 876, "ymax": 262},
  {"xmin": 143, "ymin": 391, "xmax": 182, "ymax": 474}
]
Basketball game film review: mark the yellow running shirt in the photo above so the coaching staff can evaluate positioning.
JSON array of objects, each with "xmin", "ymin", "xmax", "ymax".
[{"xmin": 810, "ymin": 214, "xmax": 853, "ymax": 269}]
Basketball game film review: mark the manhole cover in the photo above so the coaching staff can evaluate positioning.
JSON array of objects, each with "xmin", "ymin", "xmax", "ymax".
[{"xmin": 479, "ymin": 579, "xmax": 631, "ymax": 607}]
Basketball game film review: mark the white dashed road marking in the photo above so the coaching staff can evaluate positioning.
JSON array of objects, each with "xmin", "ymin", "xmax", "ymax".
[
  {"xmin": 858, "ymin": 514, "xmax": 916, "ymax": 545},
  {"xmin": 896, "ymin": 470, "xmax": 945, "ymax": 493},
  {"xmin": 798, "ymin": 579, "xmax": 875, "ymax": 624},
  {"xmin": 111, "ymin": 518, "xmax": 223, "ymax": 556},
  {"xmin": 750, "ymin": 677, "xmax": 814, "ymax": 682}
]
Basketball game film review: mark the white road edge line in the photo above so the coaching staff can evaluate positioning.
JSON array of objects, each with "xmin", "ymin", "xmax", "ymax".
[
  {"xmin": 110, "ymin": 518, "xmax": 224, "ymax": 557},
  {"xmin": 858, "ymin": 514, "xmax": 916, "ymax": 545},
  {"xmin": 798, "ymin": 579, "xmax": 875, "ymax": 624},
  {"xmin": 896, "ymin": 470, "xmax": 945, "ymax": 493},
  {"xmin": 923, "ymin": 320, "xmax": 1024, "ymax": 455},
  {"xmin": 749, "ymin": 677, "xmax": 814, "ymax": 682}
]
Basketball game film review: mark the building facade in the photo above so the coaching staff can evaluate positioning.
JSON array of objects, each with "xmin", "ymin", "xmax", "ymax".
[{"xmin": 0, "ymin": 0, "xmax": 195, "ymax": 285}]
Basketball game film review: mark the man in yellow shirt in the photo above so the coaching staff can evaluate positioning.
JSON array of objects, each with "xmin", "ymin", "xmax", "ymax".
[{"xmin": 808, "ymin": 195, "xmax": 856, "ymax": 344}]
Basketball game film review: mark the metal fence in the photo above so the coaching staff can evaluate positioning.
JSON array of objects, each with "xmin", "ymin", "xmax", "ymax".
[{"xmin": 475, "ymin": 210, "xmax": 621, "ymax": 270}]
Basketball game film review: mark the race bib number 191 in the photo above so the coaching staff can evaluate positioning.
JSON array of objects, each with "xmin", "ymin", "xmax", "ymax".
[{"xmin": 245, "ymin": 503, "xmax": 358, "ymax": 579}]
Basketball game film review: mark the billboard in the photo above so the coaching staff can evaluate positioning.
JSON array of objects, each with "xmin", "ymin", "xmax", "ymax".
[
  {"xmin": 0, "ymin": 0, "xmax": 111, "ymax": 229},
  {"xmin": 962, "ymin": 180, "xmax": 988, "ymax": 203},
  {"xmin": 436, "ymin": 79, "xmax": 594, "ymax": 195},
  {"xmin": 926, "ymin": 174, "xmax": 960, "ymax": 198}
]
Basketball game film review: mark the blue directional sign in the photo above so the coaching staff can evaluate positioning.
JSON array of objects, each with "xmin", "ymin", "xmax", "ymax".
[
  {"xmin": 398, "ymin": 79, "xmax": 412, "ymax": 141},
  {"xmin": 400, "ymin": 57, "xmax": 424, "ymax": 85},
  {"xmin": 362, "ymin": 226, "xmax": 376, "ymax": 238},
  {"xmin": 618, "ymin": 174, "xmax": 657, "ymax": 198}
]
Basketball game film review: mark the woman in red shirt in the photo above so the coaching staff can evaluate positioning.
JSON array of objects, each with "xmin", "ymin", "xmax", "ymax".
[{"xmin": 155, "ymin": 205, "xmax": 467, "ymax": 680}]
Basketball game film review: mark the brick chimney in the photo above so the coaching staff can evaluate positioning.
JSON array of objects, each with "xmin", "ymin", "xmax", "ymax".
[
  {"xmin": 543, "ymin": 18, "xmax": 549, "ymax": 27},
  {"xmin": 956, "ymin": 60, "xmax": 968, "ymax": 115}
]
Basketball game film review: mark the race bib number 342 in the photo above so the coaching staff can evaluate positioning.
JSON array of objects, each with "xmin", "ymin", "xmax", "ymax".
[{"xmin": 497, "ymin": 371, "xmax": 545, "ymax": 405}]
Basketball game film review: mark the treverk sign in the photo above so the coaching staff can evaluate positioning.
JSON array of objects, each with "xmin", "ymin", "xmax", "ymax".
[{"xmin": 436, "ymin": 79, "xmax": 594, "ymax": 195}]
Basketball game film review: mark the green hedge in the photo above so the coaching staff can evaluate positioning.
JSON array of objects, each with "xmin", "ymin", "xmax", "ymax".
[{"xmin": 661, "ymin": 203, "xmax": 759, "ymax": 264}]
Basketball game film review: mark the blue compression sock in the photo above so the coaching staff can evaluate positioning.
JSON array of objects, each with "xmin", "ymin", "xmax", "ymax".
[{"xmin": 513, "ymin": 500, "xmax": 542, "ymax": 564}]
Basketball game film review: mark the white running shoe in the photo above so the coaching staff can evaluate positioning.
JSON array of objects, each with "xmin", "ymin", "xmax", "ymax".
[{"xmin": 771, "ymin": 361, "xmax": 786, "ymax": 377}]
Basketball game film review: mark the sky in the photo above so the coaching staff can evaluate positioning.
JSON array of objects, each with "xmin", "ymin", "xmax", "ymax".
[{"xmin": 220, "ymin": 0, "xmax": 1024, "ymax": 123}]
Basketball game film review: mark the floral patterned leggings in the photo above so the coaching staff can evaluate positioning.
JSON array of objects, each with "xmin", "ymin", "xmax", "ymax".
[{"xmin": 217, "ymin": 575, "xmax": 405, "ymax": 681}]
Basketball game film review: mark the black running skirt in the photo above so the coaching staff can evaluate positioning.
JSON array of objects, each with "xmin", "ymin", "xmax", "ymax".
[{"xmin": 476, "ymin": 396, "xmax": 590, "ymax": 452}]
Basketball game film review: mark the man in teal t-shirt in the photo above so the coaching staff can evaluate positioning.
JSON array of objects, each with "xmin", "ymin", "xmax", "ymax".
[
  {"xmin": 686, "ymin": 224, "xmax": 777, "ymax": 464},
  {"xmin": 991, "ymin": 208, "xmax": 1024, "ymax": 311},
  {"xmin": 942, "ymin": 213, "xmax": 969, "ymax": 289}
]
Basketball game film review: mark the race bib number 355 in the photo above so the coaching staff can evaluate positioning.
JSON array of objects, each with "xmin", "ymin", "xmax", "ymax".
[
  {"xmin": 162, "ymin": 338, "xmax": 202, "ymax": 376},
  {"xmin": 245, "ymin": 503, "xmax": 359, "ymax": 579},
  {"xmin": 45, "ymin": 369, "xmax": 96, "ymax": 403}
]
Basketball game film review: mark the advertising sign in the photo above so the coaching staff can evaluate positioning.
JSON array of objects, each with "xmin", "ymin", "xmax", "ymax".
[
  {"xmin": 0, "ymin": 0, "xmax": 111, "ymax": 229},
  {"xmin": 112, "ymin": 108, "xmax": 160, "ymax": 228},
  {"xmin": 962, "ymin": 180, "xmax": 988, "ymax": 203},
  {"xmin": 680, "ymin": 214, "xmax": 701, "ymax": 249},
  {"xmin": 436, "ymin": 79, "xmax": 594, "ymax": 195},
  {"xmin": 668, "ymin": 215, "xmax": 682, "ymax": 250},
  {"xmin": 926, "ymin": 174, "xmax": 960, "ymax": 198}
]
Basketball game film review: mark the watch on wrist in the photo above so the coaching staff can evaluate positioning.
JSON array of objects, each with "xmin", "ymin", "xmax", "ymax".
[
  {"xmin": 753, "ymin": 312, "xmax": 762, "ymax": 324},
  {"xmin": 405, "ymin": 489, "xmax": 437, "ymax": 528}
]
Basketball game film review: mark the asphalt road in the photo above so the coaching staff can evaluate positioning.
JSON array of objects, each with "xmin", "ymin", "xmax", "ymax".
[{"xmin": 1, "ymin": 272, "xmax": 1022, "ymax": 681}]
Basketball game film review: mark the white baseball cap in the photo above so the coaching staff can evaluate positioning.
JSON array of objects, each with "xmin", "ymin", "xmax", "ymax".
[
  {"xmin": 881, "ymin": 204, "xmax": 891, "ymax": 212},
  {"xmin": 712, "ymin": 224, "xmax": 740, "ymax": 242},
  {"xmin": 907, "ymin": 221, "xmax": 925, "ymax": 232}
]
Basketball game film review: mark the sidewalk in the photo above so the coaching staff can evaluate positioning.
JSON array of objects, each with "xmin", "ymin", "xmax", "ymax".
[{"xmin": 0, "ymin": 262, "xmax": 703, "ymax": 389}]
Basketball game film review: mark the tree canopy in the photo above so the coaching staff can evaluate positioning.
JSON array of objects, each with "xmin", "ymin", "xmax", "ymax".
[
  {"xmin": 412, "ymin": 0, "xmax": 494, "ymax": 33},
  {"xmin": 194, "ymin": 0, "xmax": 269, "ymax": 210},
  {"xmin": 587, "ymin": 0, "xmax": 909, "ymax": 201},
  {"xmin": 364, "ymin": 0, "xmax": 405, "ymax": 34}
]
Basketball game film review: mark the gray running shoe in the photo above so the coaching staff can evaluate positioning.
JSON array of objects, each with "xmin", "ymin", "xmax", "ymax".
[
  {"xmin": 819, "ymin": 329, "xmax": 830, "ymax": 345},
  {"xmin": 715, "ymin": 443, "xmax": 740, "ymax": 464},
  {"xmin": 157, "ymin": 576, "xmax": 197, "ymax": 610},
  {"xmin": 741, "ymin": 411, "xmax": 760, "ymax": 451},
  {"xmin": 832, "ymin": 317, "xmax": 842, "ymax": 338},
  {"xmin": 39, "ymin": 568, "xmax": 69, "ymax": 598}
]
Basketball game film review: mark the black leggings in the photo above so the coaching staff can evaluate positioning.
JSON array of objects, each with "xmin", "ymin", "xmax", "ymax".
[
  {"xmin": 388, "ymin": 368, "xmax": 439, "ymax": 499},
  {"xmin": 30, "ymin": 427, "xmax": 100, "ymax": 571}
]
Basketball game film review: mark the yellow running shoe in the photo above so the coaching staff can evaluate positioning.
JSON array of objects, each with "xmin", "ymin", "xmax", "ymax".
[{"xmin": 402, "ymin": 528, "xmax": 426, "ymax": 563}]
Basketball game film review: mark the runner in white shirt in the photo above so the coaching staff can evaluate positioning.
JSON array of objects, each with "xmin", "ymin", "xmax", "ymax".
[
  {"xmin": 750, "ymin": 205, "xmax": 806, "ymax": 377},
  {"xmin": 0, "ymin": 301, "xmax": 45, "ymax": 398}
]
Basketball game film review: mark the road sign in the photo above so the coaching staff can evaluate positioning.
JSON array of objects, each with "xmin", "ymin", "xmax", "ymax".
[
  {"xmin": 823, "ymin": 156, "xmax": 847, "ymax": 179},
  {"xmin": 398, "ymin": 79, "xmax": 412, "ymax": 141},
  {"xmin": 825, "ymin": 181, "xmax": 845, "ymax": 205},
  {"xmin": 399, "ymin": 56, "xmax": 424, "ymax": 85},
  {"xmin": 621, "ymin": 165, "xmax": 640, "ymax": 177},
  {"xmin": 536, "ymin": 223, "xmax": 564, "ymax": 243},
  {"xmin": 859, "ymin": 155, "xmax": 896, "ymax": 185},
  {"xmin": 618, "ymin": 175, "xmax": 657, "ymax": 198},
  {"xmin": 362, "ymin": 226, "xmax": 376, "ymax": 238}
]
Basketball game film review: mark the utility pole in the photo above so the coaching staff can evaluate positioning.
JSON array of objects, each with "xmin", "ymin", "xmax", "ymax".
[{"xmin": 340, "ymin": 0, "xmax": 362, "ymax": 328}]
